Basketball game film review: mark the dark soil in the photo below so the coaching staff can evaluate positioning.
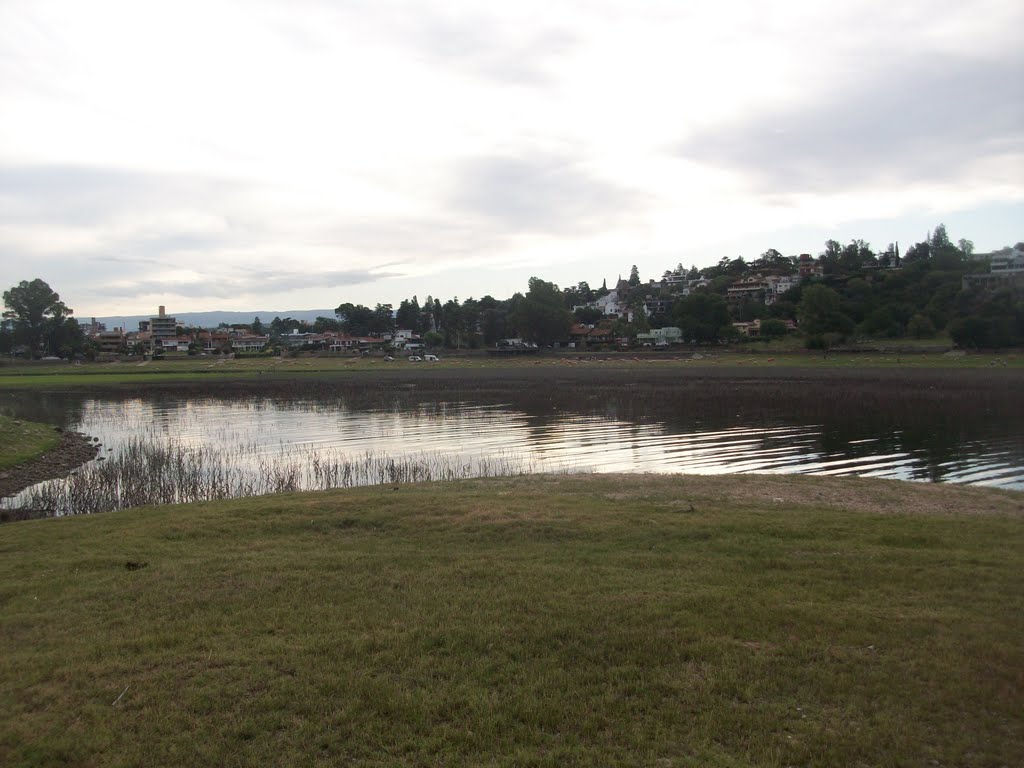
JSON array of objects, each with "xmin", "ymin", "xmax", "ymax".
[{"xmin": 0, "ymin": 430, "xmax": 99, "ymax": 501}]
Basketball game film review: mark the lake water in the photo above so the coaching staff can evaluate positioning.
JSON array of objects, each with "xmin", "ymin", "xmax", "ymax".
[{"xmin": 2, "ymin": 377, "xmax": 1022, "ymax": 515}]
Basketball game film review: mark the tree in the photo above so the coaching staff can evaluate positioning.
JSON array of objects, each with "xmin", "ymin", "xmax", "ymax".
[
  {"xmin": 335, "ymin": 303, "xmax": 376, "ymax": 336},
  {"xmin": 958, "ymin": 238, "xmax": 975, "ymax": 258},
  {"xmin": 511, "ymin": 277, "xmax": 571, "ymax": 346},
  {"xmin": 251, "ymin": 317, "xmax": 264, "ymax": 335},
  {"xmin": 760, "ymin": 318, "xmax": 788, "ymax": 339},
  {"xmin": 574, "ymin": 306, "xmax": 603, "ymax": 325},
  {"xmin": 930, "ymin": 224, "xmax": 951, "ymax": 250},
  {"xmin": 797, "ymin": 284, "xmax": 854, "ymax": 340},
  {"xmin": 820, "ymin": 239, "xmax": 842, "ymax": 275},
  {"xmin": 396, "ymin": 297, "xmax": 423, "ymax": 333},
  {"xmin": 628, "ymin": 265, "xmax": 641, "ymax": 287},
  {"xmin": 2, "ymin": 279, "xmax": 75, "ymax": 358},
  {"xmin": 478, "ymin": 295, "xmax": 508, "ymax": 346},
  {"xmin": 313, "ymin": 316, "xmax": 343, "ymax": 333},
  {"xmin": 673, "ymin": 291, "xmax": 731, "ymax": 344},
  {"xmin": 370, "ymin": 304, "xmax": 396, "ymax": 336},
  {"xmin": 907, "ymin": 314, "xmax": 936, "ymax": 339}
]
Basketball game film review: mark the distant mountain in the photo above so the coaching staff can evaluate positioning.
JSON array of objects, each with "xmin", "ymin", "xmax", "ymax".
[{"xmin": 82, "ymin": 309, "xmax": 337, "ymax": 331}]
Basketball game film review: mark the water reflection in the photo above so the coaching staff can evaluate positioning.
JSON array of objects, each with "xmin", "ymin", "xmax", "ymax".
[{"xmin": 2, "ymin": 381, "xmax": 1022, "ymax": 503}]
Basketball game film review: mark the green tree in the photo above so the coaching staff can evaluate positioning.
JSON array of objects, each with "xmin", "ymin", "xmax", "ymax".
[
  {"xmin": 574, "ymin": 306, "xmax": 603, "ymax": 325},
  {"xmin": 370, "ymin": 304, "xmax": 396, "ymax": 337},
  {"xmin": 821, "ymin": 240, "xmax": 842, "ymax": 275},
  {"xmin": 478, "ymin": 296, "xmax": 508, "ymax": 346},
  {"xmin": 251, "ymin": 317, "xmax": 264, "ymax": 335},
  {"xmin": 906, "ymin": 314, "xmax": 936, "ymax": 339},
  {"xmin": 396, "ymin": 297, "xmax": 423, "ymax": 333},
  {"xmin": 2, "ymin": 279, "xmax": 75, "ymax": 358},
  {"xmin": 313, "ymin": 316, "xmax": 343, "ymax": 333},
  {"xmin": 511, "ymin": 277, "xmax": 571, "ymax": 346},
  {"xmin": 797, "ymin": 284, "xmax": 853, "ymax": 340},
  {"xmin": 673, "ymin": 291, "xmax": 731, "ymax": 344},
  {"xmin": 628, "ymin": 265, "xmax": 641, "ymax": 287},
  {"xmin": 335, "ymin": 303, "xmax": 376, "ymax": 336},
  {"xmin": 760, "ymin": 318, "xmax": 788, "ymax": 339}
]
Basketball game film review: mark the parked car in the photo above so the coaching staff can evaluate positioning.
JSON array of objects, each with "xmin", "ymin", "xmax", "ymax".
[
  {"xmin": 408, "ymin": 355, "xmax": 422, "ymax": 362},
  {"xmin": 424, "ymin": 354, "xmax": 440, "ymax": 362}
]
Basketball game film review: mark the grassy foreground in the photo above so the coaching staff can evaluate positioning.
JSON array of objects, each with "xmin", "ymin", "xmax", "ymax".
[
  {"xmin": 0, "ymin": 415, "xmax": 59, "ymax": 469},
  {"xmin": 2, "ymin": 474, "xmax": 1022, "ymax": 767}
]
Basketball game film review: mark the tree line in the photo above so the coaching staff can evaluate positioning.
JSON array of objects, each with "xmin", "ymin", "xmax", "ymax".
[{"xmin": 3, "ymin": 224, "xmax": 1022, "ymax": 358}]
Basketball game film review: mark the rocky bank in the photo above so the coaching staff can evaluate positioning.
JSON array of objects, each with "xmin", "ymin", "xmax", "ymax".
[{"xmin": 0, "ymin": 430, "xmax": 99, "ymax": 506}]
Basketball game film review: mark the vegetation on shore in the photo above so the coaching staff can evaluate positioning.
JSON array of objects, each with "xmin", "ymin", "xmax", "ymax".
[
  {"xmin": 2, "ymin": 473, "xmax": 1021, "ymax": 767},
  {"xmin": 0, "ymin": 415, "xmax": 59, "ymax": 469}
]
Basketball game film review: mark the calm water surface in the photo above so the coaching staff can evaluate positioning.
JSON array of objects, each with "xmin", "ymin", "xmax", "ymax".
[{"xmin": 3, "ymin": 384, "xmax": 1022, "ymax": 506}]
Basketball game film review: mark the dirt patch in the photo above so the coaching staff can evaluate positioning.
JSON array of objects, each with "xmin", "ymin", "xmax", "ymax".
[{"xmin": 0, "ymin": 430, "xmax": 99, "ymax": 502}]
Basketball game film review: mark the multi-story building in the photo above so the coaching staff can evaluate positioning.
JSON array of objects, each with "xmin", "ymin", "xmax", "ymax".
[{"xmin": 149, "ymin": 306, "xmax": 177, "ymax": 344}]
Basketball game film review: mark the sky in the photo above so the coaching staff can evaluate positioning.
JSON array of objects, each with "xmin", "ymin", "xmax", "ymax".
[{"xmin": 1, "ymin": 0, "xmax": 1022, "ymax": 318}]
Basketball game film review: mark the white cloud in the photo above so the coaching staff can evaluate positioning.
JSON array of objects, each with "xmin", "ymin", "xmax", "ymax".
[{"xmin": 1, "ymin": 0, "xmax": 1021, "ymax": 314}]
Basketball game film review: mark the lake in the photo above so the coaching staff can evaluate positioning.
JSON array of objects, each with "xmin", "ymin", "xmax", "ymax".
[{"xmin": 2, "ymin": 367, "xmax": 1022, "ymax": 515}]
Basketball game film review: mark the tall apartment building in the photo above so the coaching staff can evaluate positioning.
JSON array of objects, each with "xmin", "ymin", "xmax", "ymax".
[{"xmin": 149, "ymin": 306, "xmax": 177, "ymax": 343}]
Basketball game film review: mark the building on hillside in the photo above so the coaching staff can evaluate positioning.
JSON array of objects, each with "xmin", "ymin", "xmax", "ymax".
[
  {"xmin": 726, "ymin": 276, "xmax": 770, "ymax": 307},
  {"xmin": 797, "ymin": 254, "xmax": 822, "ymax": 278},
  {"xmin": 678, "ymin": 278, "xmax": 711, "ymax": 296},
  {"xmin": 962, "ymin": 244, "xmax": 1024, "ymax": 289},
  {"xmin": 643, "ymin": 295, "xmax": 673, "ymax": 317},
  {"xmin": 764, "ymin": 275, "xmax": 800, "ymax": 305}
]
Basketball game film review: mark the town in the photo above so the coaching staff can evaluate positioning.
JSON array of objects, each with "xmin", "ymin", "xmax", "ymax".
[{"xmin": 4, "ymin": 227, "xmax": 1024, "ymax": 360}]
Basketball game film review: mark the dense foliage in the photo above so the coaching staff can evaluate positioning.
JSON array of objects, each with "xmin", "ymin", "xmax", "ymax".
[{"xmin": 1, "ymin": 279, "xmax": 85, "ymax": 358}]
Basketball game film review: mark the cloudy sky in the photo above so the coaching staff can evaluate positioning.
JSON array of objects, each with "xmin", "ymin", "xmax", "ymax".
[{"xmin": 1, "ymin": 0, "xmax": 1021, "ymax": 317}]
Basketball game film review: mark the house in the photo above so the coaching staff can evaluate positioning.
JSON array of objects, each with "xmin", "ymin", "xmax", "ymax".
[
  {"xmin": 231, "ymin": 335, "xmax": 269, "ymax": 353},
  {"xmin": 586, "ymin": 326, "xmax": 613, "ymax": 345},
  {"xmin": 636, "ymin": 326, "xmax": 683, "ymax": 346},
  {"xmin": 764, "ymin": 275, "xmax": 800, "ymax": 305},
  {"xmin": 93, "ymin": 329, "xmax": 125, "ymax": 355},
  {"xmin": 726, "ymin": 276, "xmax": 770, "ymax": 307},
  {"xmin": 159, "ymin": 337, "xmax": 192, "ymax": 353},
  {"xmin": 678, "ymin": 278, "xmax": 710, "ymax": 296},
  {"xmin": 196, "ymin": 331, "xmax": 232, "ymax": 352},
  {"xmin": 962, "ymin": 244, "xmax": 1024, "ymax": 289},
  {"xmin": 797, "ymin": 254, "xmax": 822, "ymax": 278},
  {"xmin": 643, "ymin": 295, "xmax": 673, "ymax": 317}
]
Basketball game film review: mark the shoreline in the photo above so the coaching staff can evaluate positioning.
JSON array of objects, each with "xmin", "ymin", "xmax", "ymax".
[{"xmin": 0, "ymin": 430, "xmax": 98, "ymax": 511}]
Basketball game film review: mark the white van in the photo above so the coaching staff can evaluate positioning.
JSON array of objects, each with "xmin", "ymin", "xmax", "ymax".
[
  {"xmin": 424, "ymin": 354, "xmax": 440, "ymax": 362},
  {"xmin": 408, "ymin": 355, "xmax": 422, "ymax": 362}
]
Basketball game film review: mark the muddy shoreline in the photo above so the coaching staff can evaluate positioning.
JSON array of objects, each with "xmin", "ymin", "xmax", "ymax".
[{"xmin": 0, "ymin": 430, "xmax": 98, "ymax": 504}]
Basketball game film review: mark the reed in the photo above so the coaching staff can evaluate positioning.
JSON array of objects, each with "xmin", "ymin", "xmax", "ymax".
[{"xmin": 5, "ymin": 438, "xmax": 543, "ymax": 518}]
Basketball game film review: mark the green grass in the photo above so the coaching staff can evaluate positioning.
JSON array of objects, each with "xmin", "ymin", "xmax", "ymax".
[
  {"xmin": 0, "ymin": 415, "xmax": 59, "ymax": 469},
  {"xmin": 2, "ymin": 473, "xmax": 1021, "ymax": 767}
]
